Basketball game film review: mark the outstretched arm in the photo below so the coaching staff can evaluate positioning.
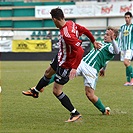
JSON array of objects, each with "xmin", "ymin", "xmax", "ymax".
[
  {"xmin": 76, "ymin": 24, "xmax": 102, "ymax": 50},
  {"xmin": 107, "ymin": 30, "xmax": 119, "ymax": 54},
  {"xmin": 99, "ymin": 64, "xmax": 107, "ymax": 77}
]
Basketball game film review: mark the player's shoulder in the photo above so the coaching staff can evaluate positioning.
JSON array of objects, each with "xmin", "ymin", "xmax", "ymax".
[
  {"xmin": 66, "ymin": 21, "xmax": 76, "ymax": 29},
  {"xmin": 63, "ymin": 21, "xmax": 76, "ymax": 33},
  {"xmin": 66, "ymin": 20, "xmax": 75, "ymax": 24},
  {"xmin": 61, "ymin": 21, "xmax": 73, "ymax": 38},
  {"xmin": 121, "ymin": 24, "xmax": 126, "ymax": 28}
]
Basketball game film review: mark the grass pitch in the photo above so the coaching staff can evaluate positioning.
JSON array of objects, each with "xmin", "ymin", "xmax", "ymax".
[{"xmin": 0, "ymin": 61, "xmax": 133, "ymax": 133}]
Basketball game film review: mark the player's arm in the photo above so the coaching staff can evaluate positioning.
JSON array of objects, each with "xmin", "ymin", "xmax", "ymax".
[
  {"xmin": 63, "ymin": 31, "xmax": 84, "ymax": 67},
  {"xmin": 99, "ymin": 67, "xmax": 106, "ymax": 77},
  {"xmin": 112, "ymin": 39, "xmax": 119, "ymax": 54},
  {"xmin": 64, "ymin": 36, "xmax": 84, "ymax": 69},
  {"xmin": 99, "ymin": 62, "xmax": 108, "ymax": 77},
  {"xmin": 68, "ymin": 39, "xmax": 84, "ymax": 79},
  {"xmin": 63, "ymin": 34, "xmax": 84, "ymax": 79},
  {"xmin": 76, "ymin": 24, "xmax": 102, "ymax": 49},
  {"xmin": 76, "ymin": 24, "xmax": 95, "ymax": 43},
  {"xmin": 107, "ymin": 30, "xmax": 119, "ymax": 54},
  {"xmin": 118, "ymin": 28, "xmax": 122, "ymax": 51}
]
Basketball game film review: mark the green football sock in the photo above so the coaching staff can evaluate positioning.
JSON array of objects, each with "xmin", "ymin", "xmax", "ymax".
[
  {"xmin": 94, "ymin": 98, "xmax": 105, "ymax": 113},
  {"xmin": 126, "ymin": 66, "xmax": 131, "ymax": 82},
  {"xmin": 48, "ymin": 74, "xmax": 55, "ymax": 84},
  {"xmin": 127, "ymin": 65, "xmax": 133, "ymax": 78}
]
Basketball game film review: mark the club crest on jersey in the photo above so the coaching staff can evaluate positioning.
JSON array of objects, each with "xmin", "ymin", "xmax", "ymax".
[{"xmin": 123, "ymin": 30, "xmax": 129, "ymax": 36}]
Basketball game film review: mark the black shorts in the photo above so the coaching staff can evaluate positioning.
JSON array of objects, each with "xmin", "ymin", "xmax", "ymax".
[
  {"xmin": 54, "ymin": 66, "xmax": 71, "ymax": 85},
  {"xmin": 50, "ymin": 54, "xmax": 58, "ymax": 71}
]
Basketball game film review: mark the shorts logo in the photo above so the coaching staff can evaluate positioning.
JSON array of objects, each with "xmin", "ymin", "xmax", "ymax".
[{"xmin": 56, "ymin": 74, "xmax": 61, "ymax": 80}]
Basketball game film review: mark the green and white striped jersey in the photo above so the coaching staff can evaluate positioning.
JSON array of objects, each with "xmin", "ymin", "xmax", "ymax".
[
  {"xmin": 83, "ymin": 42, "xmax": 115, "ymax": 72},
  {"xmin": 118, "ymin": 24, "xmax": 133, "ymax": 50}
]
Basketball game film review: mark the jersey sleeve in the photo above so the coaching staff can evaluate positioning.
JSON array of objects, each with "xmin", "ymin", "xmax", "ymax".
[
  {"xmin": 76, "ymin": 24, "xmax": 95, "ymax": 43},
  {"xmin": 108, "ymin": 40, "xmax": 119, "ymax": 54},
  {"xmin": 71, "ymin": 46, "xmax": 84, "ymax": 69},
  {"xmin": 63, "ymin": 32, "xmax": 84, "ymax": 69},
  {"xmin": 118, "ymin": 27, "xmax": 122, "ymax": 50}
]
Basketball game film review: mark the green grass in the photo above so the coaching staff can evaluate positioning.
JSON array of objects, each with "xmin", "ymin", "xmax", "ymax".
[{"xmin": 0, "ymin": 61, "xmax": 133, "ymax": 133}]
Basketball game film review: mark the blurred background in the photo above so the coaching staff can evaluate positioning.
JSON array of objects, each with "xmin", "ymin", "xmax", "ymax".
[{"xmin": 0, "ymin": 0, "xmax": 132, "ymax": 60}]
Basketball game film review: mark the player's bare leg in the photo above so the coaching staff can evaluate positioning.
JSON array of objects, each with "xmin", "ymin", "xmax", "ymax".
[{"xmin": 85, "ymin": 86, "xmax": 110, "ymax": 115}]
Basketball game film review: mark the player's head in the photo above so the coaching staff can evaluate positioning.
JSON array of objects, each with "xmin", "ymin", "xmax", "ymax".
[
  {"xmin": 124, "ymin": 11, "xmax": 132, "ymax": 25},
  {"xmin": 107, "ymin": 26, "xmax": 119, "ymax": 39},
  {"xmin": 104, "ymin": 26, "xmax": 119, "ymax": 42},
  {"xmin": 50, "ymin": 7, "xmax": 65, "ymax": 28},
  {"xmin": 125, "ymin": 11, "xmax": 132, "ymax": 17}
]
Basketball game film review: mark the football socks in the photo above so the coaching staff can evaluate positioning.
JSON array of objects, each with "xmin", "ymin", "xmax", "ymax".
[
  {"xmin": 36, "ymin": 76, "xmax": 50, "ymax": 91},
  {"xmin": 94, "ymin": 98, "xmax": 105, "ymax": 113},
  {"xmin": 126, "ymin": 66, "xmax": 131, "ymax": 82},
  {"xmin": 57, "ymin": 92, "xmax": 75, "ymax": 112}
]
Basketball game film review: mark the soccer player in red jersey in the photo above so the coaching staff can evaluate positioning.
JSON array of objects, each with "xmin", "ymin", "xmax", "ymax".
[{"xmin": 22, "ymin": 7, "xmax": 101, "ymax": 122}]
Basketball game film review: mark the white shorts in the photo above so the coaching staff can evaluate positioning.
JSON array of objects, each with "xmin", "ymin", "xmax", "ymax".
[
  {"xmin": 76, "ymin": 60, "xmax": 98, "ymax": 90},
  {"xmin": 120, "ymin": 50, "xmax": 133, "ymax": 61}
]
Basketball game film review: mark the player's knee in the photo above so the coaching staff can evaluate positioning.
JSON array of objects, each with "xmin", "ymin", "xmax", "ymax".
[
  {"xmin": 85, "ymin": 91, "xmax": 94, "ymax": 101},
  {"xmin": 44, "ymin": 69, "xmax": 49, "ymax": 75},
  {"xmin": 124, "ymin": 59, "xmax": 130, "ymax": 66},
  {"xmin": 53, "ymin": 91, "xmax": 57, "ymax": 96},
  {"xmin": 53, "ymin": 86, "xmax": 62, "ymax": 97},
  {"xmin": 45, "ymin": 67, "xmax": 55, "ymax": 78},
  {"xmin": 53, "ymin": 87, "xmax": 58, "ymax": 96},
  {"xmin": 53, "ymin": 90, "xmax": 61, "ymax": 97}
]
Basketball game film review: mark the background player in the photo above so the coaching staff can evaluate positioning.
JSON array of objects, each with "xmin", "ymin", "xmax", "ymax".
[{"xmin": 118, "ymin": 11, "xmax": 133, "ymax": 86}]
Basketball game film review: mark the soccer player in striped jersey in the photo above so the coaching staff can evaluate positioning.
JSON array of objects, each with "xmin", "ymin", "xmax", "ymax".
[
  {"xmin": 118, "ymin": 11, "xmax": 133, "ymax": 86},
  {"xmin": 76, "ymin": 27, "xmax": 119, "ymax": 115},
  {"xmin": 22, "ymin": 7, "xmax": 101, "ymax": 122}
]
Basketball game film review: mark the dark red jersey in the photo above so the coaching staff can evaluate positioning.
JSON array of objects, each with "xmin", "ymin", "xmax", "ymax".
[{"xmin": 58, "ymin": 21, "xmax": 95, "ymax": 69}]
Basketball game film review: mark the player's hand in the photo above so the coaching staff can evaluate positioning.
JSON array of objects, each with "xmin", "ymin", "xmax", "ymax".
[
  {"xmin": 93, "ymin": 41, "xmax": 102, "ymax": 50},
  {"xmin": 69, "ymin": 69, "xmax": 77, "ymax": 80},
  {"xmin": 107, "ymin": 30, "xmax": 115, "ymax": 40},
  {"xmin": 99, "ymin": 69, "xmax": 105, "ymax": 77}
]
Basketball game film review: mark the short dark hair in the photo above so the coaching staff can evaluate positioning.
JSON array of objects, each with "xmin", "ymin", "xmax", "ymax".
[
  {"xmin": 50, "ymin": 7, "xmax": 64, "ymax": 20},
  {"xmin": 124, "ymin": 11, "xmax": 132, "ymax": 17}
]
